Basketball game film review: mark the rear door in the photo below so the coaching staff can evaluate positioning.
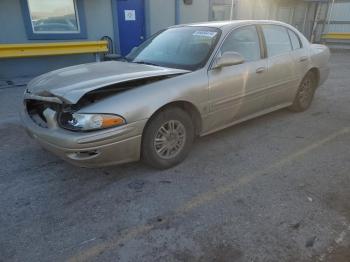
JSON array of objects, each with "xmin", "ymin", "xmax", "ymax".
[
  {"xmin": 208, "ymin": 25, "xmax": 269, "ymax": 129},
  {"xmin": 261, "ymin": 24, "xmax": 296, "ymax": 107},
  {"xmin": 288, "ymin": 29, "xmax": 310, "ymax": 82}
]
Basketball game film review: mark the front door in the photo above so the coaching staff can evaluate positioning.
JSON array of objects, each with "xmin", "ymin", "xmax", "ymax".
[
  {"xmin": 208, "ymin": 25, "xmax": 269, "ymax": 130},
  {"xmin": 117, "ymin": 0, "xmax": 145, "ymax": 56}
]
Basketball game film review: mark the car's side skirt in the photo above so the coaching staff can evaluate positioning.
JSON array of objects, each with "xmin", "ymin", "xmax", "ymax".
[{"xmin": 200, "ymin": 102, "xmax": 292, "ymax": 137}]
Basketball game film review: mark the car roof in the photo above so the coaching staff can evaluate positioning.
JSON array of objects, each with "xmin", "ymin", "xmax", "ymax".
[{"xmin": 172, "ymin": 20, "xmax": 291, "ymax": 29}]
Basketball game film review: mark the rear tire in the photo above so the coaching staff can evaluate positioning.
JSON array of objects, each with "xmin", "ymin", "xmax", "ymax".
[
  {"xmin": 289, "ymin": 71, "xmax": 317, "ymax": 112},
  {"xmin": 141, "ymin": 107, "xmax": 194, "ymax": 169}
]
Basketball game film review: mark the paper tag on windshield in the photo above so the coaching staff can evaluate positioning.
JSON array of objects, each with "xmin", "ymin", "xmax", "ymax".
[{"xmin": 193, "ymin": 31, "xmax": 217, "ymax": 38}]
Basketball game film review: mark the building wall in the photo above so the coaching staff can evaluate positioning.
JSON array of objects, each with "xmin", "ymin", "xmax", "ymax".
[
  {"xmin": 0, "ymin": 0, "xmax": 115, "ymax": 79},
  {"xmin": 314, "ymin": 1, "xmax": 350, "ymax": 48},
  {"xmin": 236, "ymin": 0, "xmax": 254, "ymax": 19},
  {"xmin": 179, "ymin": 0, "xmax": 210, "ymax": 24},
  {"xmin": 0, "ymin": 0, "xmax": 215, "ymax": 79},
  {"xmin": 146, "ymin": 0, "xmax": 210, "ymax": 36},
  {"xmin": 0, "ymin": 0, "xmax": 28, "ymax": 44},
  {"xmin": 324, "ymin": 1, "xmax": 350, "ymax": 33},
  {"xmin": 147, "ymin": 0, "xmax": 175, "ymax": 36},
  {"xmin": 2, "ymin": 0, "xmax": 337, "ymax": 80},
  {"xmin": 84, "ymin": 0, "xmax": 115, "ymax": 43}
]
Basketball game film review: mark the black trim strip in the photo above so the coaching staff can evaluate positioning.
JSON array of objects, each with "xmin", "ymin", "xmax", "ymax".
[{"xmin": 256, "ymin": 24, "xmax": 267, "ymax": 59}]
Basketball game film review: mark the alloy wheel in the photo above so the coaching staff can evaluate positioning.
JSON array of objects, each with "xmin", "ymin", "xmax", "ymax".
[{"xmin": 154, "ymin": 120, "xmax": 186, "ymax": 160}]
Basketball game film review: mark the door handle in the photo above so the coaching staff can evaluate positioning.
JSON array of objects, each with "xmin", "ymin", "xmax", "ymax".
[
  {"xmin": 256, "ymin": 67, "xmax": 266, "ymax": 74},
  {"xmin": 299, "ymin": 56, "xmax": 308, "ymax": 62}
]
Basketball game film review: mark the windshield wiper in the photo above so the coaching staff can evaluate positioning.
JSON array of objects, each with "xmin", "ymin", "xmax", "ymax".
[{"xmin": 133, "ymin": 60, "xmax": 160, "ymax": 67}]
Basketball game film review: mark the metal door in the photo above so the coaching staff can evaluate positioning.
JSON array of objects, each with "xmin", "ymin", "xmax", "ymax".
[{"xmin": 117, "ymin": 0, "xmax": 145, "ymax": 56}]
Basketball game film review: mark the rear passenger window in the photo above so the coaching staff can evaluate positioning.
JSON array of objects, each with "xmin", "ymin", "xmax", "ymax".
[
  {"xmin": 288, "ymin": 29, "xmax": 302, "ymax": 50},
  {"xmin": 221, "ymin": 25, "xmax": 261, "ymax": 62},
  {"xmin": 262, "ymin": 25, "xmax": 292, "ymax": 57}
]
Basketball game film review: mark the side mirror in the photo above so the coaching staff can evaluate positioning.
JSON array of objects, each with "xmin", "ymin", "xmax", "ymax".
[{"xmin": 212, "ymin": 51, "xmax": 244, "ymax": 69}]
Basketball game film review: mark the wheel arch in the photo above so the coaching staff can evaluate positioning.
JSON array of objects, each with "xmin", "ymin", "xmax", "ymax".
[
  {"xmin": 143, "ymin": 100, "xmax": 203, "ymax": 137},
  {"xmin": 308, "ymin": 67, "xmax": 320, "ymax": 87}
]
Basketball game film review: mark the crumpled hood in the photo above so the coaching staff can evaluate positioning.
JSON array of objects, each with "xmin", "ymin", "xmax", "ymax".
[{"xmin": 26, "ymin": 61, "xmax": 189, "ymax": 104}]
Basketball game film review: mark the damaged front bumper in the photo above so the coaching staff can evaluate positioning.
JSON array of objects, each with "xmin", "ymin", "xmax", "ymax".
[{"xmin": 21, "ymin": 102, "xmax": 147, "ymax": 167}]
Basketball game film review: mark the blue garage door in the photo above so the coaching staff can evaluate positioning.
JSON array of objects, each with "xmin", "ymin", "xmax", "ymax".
[{"xmin": 117, "ymin": 0, "xmax": 145, "ymax": 56}]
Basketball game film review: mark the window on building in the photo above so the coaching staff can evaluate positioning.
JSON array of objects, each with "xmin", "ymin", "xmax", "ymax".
[
  {"xmin": 220, "ymin": 26, "xmax": 261, "ymax": 62},
  {"xmin": 262, "ymin": 25, "xmax": 292, "ymax": 57},
  {"xmin": 21, "ymin": 0, "xmax": 87, "ymax": 40},
  {"xmin": 211, "ymin": 0, "xmax": 235, "ymax": 21},
  {"xmin": 288, "ymin": 29, "xmax": 302, "ymax": 50},
  {"xmin": 28, "ymin": 0, "xmax": 79, "ymax": 33}
]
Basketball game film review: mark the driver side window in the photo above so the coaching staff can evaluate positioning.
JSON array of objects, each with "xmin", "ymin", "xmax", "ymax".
[{"xmin": 220, "ymin": 26, "xmax": 261, "ymax": 62}]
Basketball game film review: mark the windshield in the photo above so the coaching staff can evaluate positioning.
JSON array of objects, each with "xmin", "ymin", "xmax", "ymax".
[{"xmin": 126, "ymin": 26, "xmax": 221, "ymax": 71}]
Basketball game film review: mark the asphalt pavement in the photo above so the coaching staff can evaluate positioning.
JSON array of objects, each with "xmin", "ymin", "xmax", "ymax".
[{"xmin": 0, "ymin": 52, "xmax": 349, "ymax": 262}]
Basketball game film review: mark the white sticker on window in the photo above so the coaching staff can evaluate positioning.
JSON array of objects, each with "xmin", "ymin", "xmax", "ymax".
[
  {"xmin": 125, "ymin": 10, "xmax": 136, "ymax": 21},
  {"xmin": 193, "ymin": 31, "xmax": 217, "ymax": 38}
]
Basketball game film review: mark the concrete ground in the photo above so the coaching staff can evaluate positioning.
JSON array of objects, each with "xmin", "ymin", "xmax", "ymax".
[{"xmin": 0, "ymin": 52, "xmax": 349, "ymax": 262}]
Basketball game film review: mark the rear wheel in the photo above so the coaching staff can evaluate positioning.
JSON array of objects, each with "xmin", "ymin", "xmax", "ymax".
[
  {"xmin": 289, "ymin": 71, "xmax": 317, "ymax": 112},
  {"xmin": 142, "ymin": 107, "xmax": 194, "ymax": 169}
]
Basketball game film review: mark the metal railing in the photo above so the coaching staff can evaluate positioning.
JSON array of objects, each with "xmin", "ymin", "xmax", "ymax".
[
  {"xmin": 321, "ymin": 33, "xmax": 350, "ymax": 40},
  {"xmin": 0, "ymin": 41, "xmax": 108, "ymax": 61}
]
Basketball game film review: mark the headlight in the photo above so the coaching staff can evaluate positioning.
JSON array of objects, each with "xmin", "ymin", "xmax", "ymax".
[{"xmin": 59, "ymin": 113, "xmax": 125, "ymax": 131}]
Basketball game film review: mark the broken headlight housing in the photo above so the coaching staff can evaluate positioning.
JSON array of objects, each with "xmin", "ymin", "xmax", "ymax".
[{"xmin": 58, "ymin": 113, "xmax": 126, "ymax": 131}]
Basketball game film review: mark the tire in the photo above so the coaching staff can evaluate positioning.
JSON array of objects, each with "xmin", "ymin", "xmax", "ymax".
[
  {"xmin": 141, "ymin": 107, "xmax": 195, "ymax": 169},
  {"xmin": 289, "ymin": 71, "xmax": 317, "ymax": 112}
]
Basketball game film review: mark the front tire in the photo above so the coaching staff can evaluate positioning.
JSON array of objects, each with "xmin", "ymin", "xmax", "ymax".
[
  {"xmin": 141, "ymin": 107, "xmax": 194, "ymax": 169},
  {"xmin": 289, "ymin": 71, "xmax": 317, "ymax": 112}
]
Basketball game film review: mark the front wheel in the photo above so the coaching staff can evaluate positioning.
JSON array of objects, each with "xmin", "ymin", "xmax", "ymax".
[
  {"xmin": 289, "ymin": 71, "xmax": 317, "ymax": 112},
  {"xmin": 141, "ymin": 107, "xmax": 194, "ymax": 169}
]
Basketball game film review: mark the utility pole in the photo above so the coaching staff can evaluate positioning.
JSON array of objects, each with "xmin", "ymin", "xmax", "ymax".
[
  {"xmin": 311, "ymin": 2, "xmax": 321, "ymax": 43},
  {"xmin": 230, "ymin": 0, "xmax": 235, "ymax": 20},
  {"xmin": 327, "ymin": 0, "xmax": 335, "ymax": 30}
]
